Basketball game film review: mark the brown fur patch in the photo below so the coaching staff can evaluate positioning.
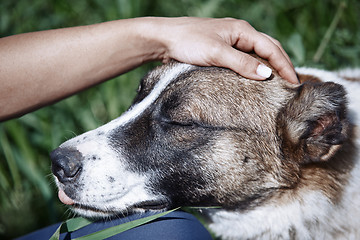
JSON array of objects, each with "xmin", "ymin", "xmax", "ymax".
[
  {"xmin": 297, "ymin": 74, "xmax": 322, "ymax": 84},
  {"xmin": 299, "ymin": 125, "xmax": 356, "ymax": 203},
  {"xmin": 342, "ymin": 77, "xmax": 360, "ymax": 82}
]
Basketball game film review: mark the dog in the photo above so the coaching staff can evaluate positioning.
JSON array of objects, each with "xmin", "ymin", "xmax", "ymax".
[{"xmin": 51, "ymin": 59, "xmax": 360, "ymax": 239}]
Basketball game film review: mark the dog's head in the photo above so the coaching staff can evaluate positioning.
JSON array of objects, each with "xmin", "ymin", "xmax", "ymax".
[{"xmin": 51, "ymin": 61, "xmax": 349, "ymax": 218}]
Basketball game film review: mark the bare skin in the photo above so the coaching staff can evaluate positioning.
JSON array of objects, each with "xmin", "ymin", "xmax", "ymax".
[{"xmin": 0, "ymin": 17, "xmax": 297, "ymax": 121}]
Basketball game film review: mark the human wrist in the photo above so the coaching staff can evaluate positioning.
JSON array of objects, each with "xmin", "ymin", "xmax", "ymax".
[{"xmin": 131, "ymin": 17, "xmax": 169, "ymax": 63}]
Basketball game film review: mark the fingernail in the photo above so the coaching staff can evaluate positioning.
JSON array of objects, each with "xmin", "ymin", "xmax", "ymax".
[{"xmin": 256, "ymin": 64, "xmax": 272, "ymax": 79}]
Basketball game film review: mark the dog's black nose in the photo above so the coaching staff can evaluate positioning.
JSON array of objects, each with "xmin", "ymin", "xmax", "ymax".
[{"xmin": 50, "ymin": 147, "xmax": 82, "ymax": 183}]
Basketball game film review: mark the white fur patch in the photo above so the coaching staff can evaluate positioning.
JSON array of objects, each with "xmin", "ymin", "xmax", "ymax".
[
  {"xmin": 97, "ymin": 63, "xmax": 194, "ymax": 133},
  {"xmin": 208, "ymin": 190, "xmax": 358, "ymax": 240}
]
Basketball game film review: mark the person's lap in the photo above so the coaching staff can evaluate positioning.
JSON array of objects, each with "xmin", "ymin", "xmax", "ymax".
[{"xmin": 16, "ymin": 211, "xmax": 212, "ymax": 240}]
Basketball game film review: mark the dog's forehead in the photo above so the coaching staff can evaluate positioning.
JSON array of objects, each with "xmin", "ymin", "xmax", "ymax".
[{"xmin": 154, "ymin": 65, "xmax": 294, "ymax": 132}]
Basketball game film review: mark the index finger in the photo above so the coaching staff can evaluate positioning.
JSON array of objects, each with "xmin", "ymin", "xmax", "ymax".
[
  {"xmin": 232, "ymin": 25, "xmax": 298, "ymax": 84},
  {"xmin": 252, "ymin": 33, "xmax": 298, "ymax": 84},
  {"xmin": 260, "ymin": 33, "xmax": 293, "ymax": 68}
]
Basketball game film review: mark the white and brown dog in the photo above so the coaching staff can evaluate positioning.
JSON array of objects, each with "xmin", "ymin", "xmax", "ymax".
[{"xmin": 51, "ymin": 58, "xmax": 360, "ymax": 239}]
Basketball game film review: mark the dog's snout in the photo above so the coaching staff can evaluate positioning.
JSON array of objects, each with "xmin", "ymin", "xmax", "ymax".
[{"xmin": 51, "ymin": 147, "xmax": 82, "ymax": 183}]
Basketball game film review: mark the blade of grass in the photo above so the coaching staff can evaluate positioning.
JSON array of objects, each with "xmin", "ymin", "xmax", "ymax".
[
  {"xmin": 73, "ymin": 208, "xmax": 180, "ymax": 240},
  {"xmin": 0, "ymin": 126, "xmax": 22, "ymax": 190},
  {"xmin": 49, "ymin": 224, "xmax": 62, "ymax": 240},
  {"xmin": 49, "ymin": 208, "xmax": 179, "ymax": 240},
  {"xmin": 63, "ymin": 217, "xmax": 93, "ymax": 232},
  {"xmin": 5, "ymin": 120, "xmax": 52, "ymax": 200},
  {"xmin": 49, "ymin": 217, "xmax": 93, "ymax": 240},
  {"xmin": 313, "ymin": 0, "xmax": 347, "ymax": 62}
]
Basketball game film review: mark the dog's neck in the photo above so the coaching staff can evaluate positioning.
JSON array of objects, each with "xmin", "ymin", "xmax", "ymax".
[
  {"xmin": 206, "ymin": 74, "xmax": 360, "ymax": 239},
  {"xmin": 206, "ymin": 132, "xmax": 359, "ymax": 239}
]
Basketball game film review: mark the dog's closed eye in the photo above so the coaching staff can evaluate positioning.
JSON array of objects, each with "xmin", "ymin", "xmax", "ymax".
[{"xmin": 159, "ymin": 116, "xmax": 197, "ymax": 128}]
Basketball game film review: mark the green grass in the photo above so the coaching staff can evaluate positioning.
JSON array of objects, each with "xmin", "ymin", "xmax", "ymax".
[{"xmin": 0, "ymin": 0, "xmax": 359, "ymax": 239}]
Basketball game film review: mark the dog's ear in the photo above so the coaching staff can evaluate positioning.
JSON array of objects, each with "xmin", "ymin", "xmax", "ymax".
[{"xmin": 277, "ymin": 81, "xmax": 349, "ymax": 163}]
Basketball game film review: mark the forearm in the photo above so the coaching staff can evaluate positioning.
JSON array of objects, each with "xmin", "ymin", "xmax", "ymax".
[{"xmin": 0, "ymin": 17, "xmax": 165, "ymax": 121}]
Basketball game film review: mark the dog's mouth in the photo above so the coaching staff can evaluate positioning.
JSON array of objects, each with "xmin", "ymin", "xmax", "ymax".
[
  {"xmin": 58, "ymin": 189, "xmax": 75, "ymax": 205},
  {"xmin": 58, "ymin": 188, "xmax": 170, "ymax": 217}
]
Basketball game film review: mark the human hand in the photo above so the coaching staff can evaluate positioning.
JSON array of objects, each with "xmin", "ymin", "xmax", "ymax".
[{"xmin": 153, "ymin": 17, "xmax": 298, "ymax": 84}]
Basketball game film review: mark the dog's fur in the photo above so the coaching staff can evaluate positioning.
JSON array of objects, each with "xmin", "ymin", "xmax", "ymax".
[{"xmin": 51, "ymin": 59, "xmax": 360, "ymax": 239}]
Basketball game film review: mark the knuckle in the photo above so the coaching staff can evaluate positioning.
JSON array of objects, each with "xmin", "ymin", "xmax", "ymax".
[
  {"xmin": 237, "ymin": 19, "xmax": 253, "ymax": 31},
  {"xmin": 207, "ymin": 43, "xmax": 225, "ymax": 64},
  {"xmin": 237, "ymin": 19, "xmax": 250, "ymax": 26},
  {"xmin": 223, "ymin": 18, "xmax": 253, "ymax": 32},
  {"xmin": 272, "ymin": 38, "xmax": 282, "ymax": 48},
  {"xmin": 223, "ymin": 17, "xmax": 235, "ymax": 21},
  {"xmin": 238, "ymin": 54, "xmax": 256, "ymax": 71}
]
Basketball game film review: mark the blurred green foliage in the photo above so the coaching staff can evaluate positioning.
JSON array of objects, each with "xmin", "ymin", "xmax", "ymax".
[{"xmin": 0, "ymin": 0, "xmax": 359, "ymax": 238}]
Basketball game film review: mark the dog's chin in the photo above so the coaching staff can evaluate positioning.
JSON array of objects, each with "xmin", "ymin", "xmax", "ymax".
[{"xmin": 70, "ymin": 200, "xmax": 170, "ymax": 219}]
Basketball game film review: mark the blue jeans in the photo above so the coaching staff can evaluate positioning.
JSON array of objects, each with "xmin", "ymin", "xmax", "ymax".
[{"xmin": 16, "ymin": 211, "xmax": 212, "ymax": 240}]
